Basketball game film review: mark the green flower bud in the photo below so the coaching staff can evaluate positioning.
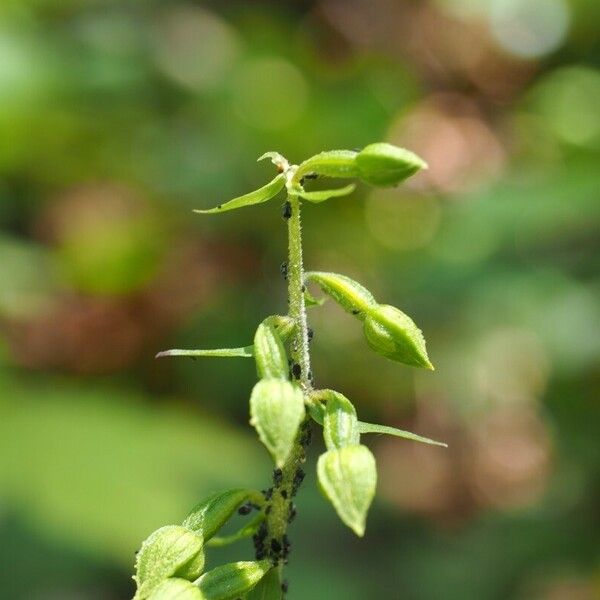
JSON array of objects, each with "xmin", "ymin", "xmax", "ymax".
[
  {"xmin": 134, "ymin": 526, "xmax": 205, "ymax": 599},
  {"xmin": 356, "ymin": 143, "xmax": 427, "ymax": 187},
  {"xmin": 363, "ymin": 304, "xmax": 433, "ymax": 369},
  {"xmin": 250, "ymin": 379, "xmax": 305, "ymax": 467},
  {"xmin": 196, "ymin": 560, "xmax": 271, "ymax": 599},
  {"xmin": 317, "ymin": 445, "xmax": 377, "ymax": 537}
]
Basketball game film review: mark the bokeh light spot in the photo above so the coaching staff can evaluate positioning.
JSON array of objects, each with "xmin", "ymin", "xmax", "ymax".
[
  {"xmin": 231, "ymin": 57, "xmax": 309, "ymax": 130},
  {"xmin": 532, "ymin": 66, "xmax": 600, "ymax": 147},
  {"xmin": 154, "ymin": 6, "xmax": 239, "ymax": 91},
  {"xmin": 365, "ymin": 189, "xmax": 440, "ymax": 251},
  {"xmin": 489, "ymin": 0, "xmax": 570, "ymax": 59}
]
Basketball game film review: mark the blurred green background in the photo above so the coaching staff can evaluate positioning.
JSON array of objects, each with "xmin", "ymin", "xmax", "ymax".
[{"xmin": 1, "ymin": 1, "xmax": 599, "ymax": 598}]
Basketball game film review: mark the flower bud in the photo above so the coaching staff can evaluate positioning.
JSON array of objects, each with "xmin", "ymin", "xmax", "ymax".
[
  {"xmin": 363, "ymin": 304, "xmax": 433, "ymax": 369},
  {"xmin": 134, "ymin": 526, "xmax": 204, "ymax": 599},
  {"xmin": 356, "ymin": 143, "xmax": 427, "ymax": 187}
]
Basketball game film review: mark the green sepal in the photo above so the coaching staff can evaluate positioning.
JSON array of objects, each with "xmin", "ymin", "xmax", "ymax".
[
  {"xmin": 148, "ymin": 578, "xmax": 203, "ymax": 600},
  {"xmin": 195, "ymin": 560, "xmax": 271, "ymax": 600},
  {"xmin": 306, "ymin": 271, "xmax": 377, "ymax": 317},
  {"xmin": 156, "ymin": 347, "xmax": 253, "ymax": 359},
  {"xmin": 182, "ymin": 489, "xmax": 263, "ymax": 542},
  {"xmin": 312, "ymin": 389, "xmax": 360, "ymax": 450},
  {"xmin": 317, "ymin": 445, "xmax": 377, "ymax": 537},
  {"xmin": 358, "ymin": 421, "xmax": 447, "ymax": 447},
  {"xmin": 298, "ymin": 183, "xmax": 356, "ymax": 203},
  {"xmin": 293, "ymin": 150, "xmax": 359, "ymax": 183},
  {"xmin": 250, "ymin": 379, "xmax": 305, "ymax": 467},
  {"xmin": 355, "ymin": 143, "xmax": 427, "ymax": 187},
  {"xmin": 245, "ymin": 568, "xmax": 281, "ymax": 600},
  {"xmin": 254, "ymin": 322, "xmax": 289, "ymax": 380},
  {"xmin": 363, "ymin": 304, "xmax": 433, "ymax": 369},
  {"xmin": 194, "ymin": 174, "xmax": 285, "ymax": 214},
  {"xmin": 207, "ymin": 512, "xmax": 265, "ymax": 547},
  {"xmin": 134, "ymin": 526, "xmax": 205, "ymax": 599}
]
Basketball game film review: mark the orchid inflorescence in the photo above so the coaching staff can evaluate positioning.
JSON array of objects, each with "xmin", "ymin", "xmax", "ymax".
[{"xmin": 132, "ymin": 143, "xmax": 446, "ymax": 600}]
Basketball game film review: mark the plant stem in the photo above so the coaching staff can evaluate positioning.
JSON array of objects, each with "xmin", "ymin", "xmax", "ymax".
[{"xmin": 260, "ymin": 194, "xmax": 312, "ymax": 577}]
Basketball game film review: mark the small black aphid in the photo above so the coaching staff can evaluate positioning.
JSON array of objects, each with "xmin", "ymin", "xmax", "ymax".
[
  {"xmin": 238, "ymin": 503, "xmax": 252, "ymax": 515},
  {"xmin": 352, "ymin": 309, "xmax": 360, "ymax": 315},
  {"xmin": 265, "ymin": 505, "xmax": 272, "ymax": 515},
  {"xmin": 280, "ymin": 489, "xmax": 288, "ymax": 499},
  {"xmin": 292, "ymin": 468, "xmax": 305, "ymax": 495},
  {"xmin": 304, "ymin": 172, "xmax": 318, "ymax": 180},
  {"xmin": 301, "ymin": 284, "xmax": 306, "ymax": 292},
  {"xmin": 282, "ymin": 201, "xmax": 292, "ymax": 220},
  {"xmin": 300, "ymin": 427, "xmax": 312, "ymax": 448},
  {"xmin": 273, "ymin": 468, "xmax": 283, "ymax": 487},
  {"xmin": 281, "ymin": 580, "xmax": 289, "ymax": 593},
  {"xmin": 307, "ymin": 327, "xmax": 314, "ymax": 341},
  {"xmin": 292, "ymin": 363, "xmax": 302, "ymax": 379},
  {"xmin": 255, "ymin": 548, "xmax": 266, "ymax": 560},
  {"xmin": 217, "ymin": 204, "xmax": 222, "ymax": 209},
  {"xmin": 287, "ymin": 504, "xmax": 297, "ymax": 523},
  {"xmin": 271, "ymin": 538, "xmax": 282, "ymax": 554},
  {"xmin": 263, "ymin": 487, "xmax": 273, "ymax": 501},
  {"xmin": 280, "ymin": 261, "xmax": 288, "ymax": 280}
]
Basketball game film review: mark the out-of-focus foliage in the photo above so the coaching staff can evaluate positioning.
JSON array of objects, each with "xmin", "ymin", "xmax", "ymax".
[{"xmin": 0, "ymin": 0, "xmax": 598, "ymax": 598}]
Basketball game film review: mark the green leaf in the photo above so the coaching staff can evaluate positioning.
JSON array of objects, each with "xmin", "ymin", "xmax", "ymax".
[
  {"xmin": 134, "ymin": 526, "xmax": 204, "ymax": 599},
  {"xmin": 245, "ymin": 568, "xmax": 281, "ymax": 600},
  {"xmin": 293, "ymin": 150, "xmax": 359, "ymax": 183},
  {"xmin": 312, "ymin": 389, "xmax": 360, "ymax": 450},
  {"xmin": 253, "ymin": 322, "xmax": 289, "ymax": 380},
  {"xmin": 298, "ymin": 183, "xmax": 356, "ymax": 203},
  {"xmin": 355, "ymin": 143, "xmax": 427, "ymax": 187},
  {"xmin": 182, "ymin": 489, "xmax": 263, "ymax": 542},
  {"xmin": 194, "ymin": 174, "xmax": 285, "ymax": 214},
  {"xmin": 156, "ymin": 347, "xmax": 253, "ymax": 359},
  {"xmin": 358, "ymin": 422, "xmax": 447, "ymax": 447},
  {"xmin": 196, "ymin": 560, "xmax": 271, "ymax": 600},
  {"xmin": 207, "ymin": 512, "xmax": 265, "ymax": 547},
  {"xmin": 306, "ymin": 271, "xmax": 377, "ymax": 317},
  {"xmin": 363, "ymin": 304, "xmax": 433, "ymax": 369},
  {"xmin": 148, "ymin": 578, "xmax": 204, "ymax": 600},
  {"xmin": 317, "ymin": 445, "xmax": 377, "ymax": 537},
  {"xmin": 250, "ymin": 379, "xmax": 305, "ymax": 467}
]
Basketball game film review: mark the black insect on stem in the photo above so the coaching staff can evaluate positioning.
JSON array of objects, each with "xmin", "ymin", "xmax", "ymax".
[
  {"xmin": 280, "ymin": 261, "xmax": 288, "ymax": 280},
  {"xmin": 281, "ymin": 200, "xmax": 292, "ymax": 220}
]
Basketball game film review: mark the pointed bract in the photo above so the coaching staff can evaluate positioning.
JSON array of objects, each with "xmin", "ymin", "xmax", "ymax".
[
  {"xmin": 194, "ymin": 174, "xmax": 285, "ymax": 214},
  {"xmin": 298, "ymin": 183, "xmax": 356, "ymax": 203},
  {"xmin": 358, "ymin": 422, "xmax": 446, "ymax": 447}
]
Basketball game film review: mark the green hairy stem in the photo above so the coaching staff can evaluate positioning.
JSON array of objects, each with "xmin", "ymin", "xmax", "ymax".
[{"xmin": 132, "ymin": 144, "xmax": 445, "ymax": 600}]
